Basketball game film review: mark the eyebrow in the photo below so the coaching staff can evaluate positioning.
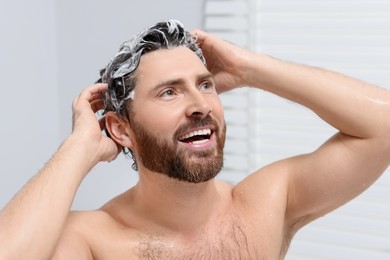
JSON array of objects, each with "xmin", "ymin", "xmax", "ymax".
[{"xmin": 151, "ymin": 72, "xmax": 214, "ymax": 92}]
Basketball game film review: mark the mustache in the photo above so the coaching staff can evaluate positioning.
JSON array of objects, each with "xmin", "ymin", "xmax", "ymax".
[{"xmin": 174, "ymin": 114, "xmax": 219, "ymax": 139}]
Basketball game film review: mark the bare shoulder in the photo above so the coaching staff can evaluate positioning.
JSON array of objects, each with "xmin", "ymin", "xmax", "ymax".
[
  {"xmin": 52, "ymin": 210, "xmax": 110, "ymax": 259},
  {"xmin": 232, "ymin": 158, "xmax": 295, "ymax": 226},
  {"xmin": 55, "ymin": 189, "xmax": 139, "ymax": 258},
  {"xmin": 231, "ymin": 159, "xmax": 293, "ymax": 214},
  {"xmin": 54, "ymin": 208, "xmax": 138, "ymax": 259},
  {"xmin": 65, "ymin": 210, "xmax": 118, "ymax": 232}
]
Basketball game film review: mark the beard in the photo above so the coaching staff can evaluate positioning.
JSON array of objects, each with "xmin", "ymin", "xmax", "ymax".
[{"xmin": 130, "ymin": 115, "xmax": 226, "ymax": 183}]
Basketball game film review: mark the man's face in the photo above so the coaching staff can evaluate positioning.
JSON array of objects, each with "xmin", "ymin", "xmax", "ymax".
[{"xmin": 128, "ymin": 47, "xmax": 226, "ymax": 183}]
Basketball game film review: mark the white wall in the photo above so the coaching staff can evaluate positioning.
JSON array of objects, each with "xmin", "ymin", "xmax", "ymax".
[
  {"xmin": 0, "ymin": 0, "xmax": 59, "ymax": 207},
  {"xmin": 0, "ymin": 0, "xmax": 204, "ymax": 209}
]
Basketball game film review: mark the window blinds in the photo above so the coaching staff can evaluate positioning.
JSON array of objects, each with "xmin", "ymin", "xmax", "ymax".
[
  {"xmin": 203, "ymin": 0, "xmax": 390, "ymax": 259},
  {"xmin": 203, "ymin": 0, "xmax": 252, "ymax": 183}
]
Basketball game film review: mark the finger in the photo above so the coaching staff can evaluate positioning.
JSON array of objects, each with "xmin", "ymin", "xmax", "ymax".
[
  {"xmin": 72, "ymin": 96, "xmax": 79, "ymax": 110},
  {"xmin": 90, "ymin": 99, "xmax": 105, "ymax": 113},
  {"xmin": 191, "ymin": 29, "xmax": 211, "ymax": 47},
  {"xmin": 87, "ymin": 85, "xmax": 108, "ymax": 103},
  {"xmin": 73, "ymin": 84, "xmax": 107, "ymax": 109},
  {"xmin": 98, "ymin": 116, "xmax": 106, "ymax": 131},
  {"xmin": 89, "ymin": 89, "xmax": 107, "ymax": 103},
  {"xmin": 89, "ymin": 92, "xmax": 103, "ymax": 102},
  {"xmin": 79, "ymin": 83, "xmax": 108, "ymax": 102},
  {"xmin": 191, "ymin": 29, "xmax": 207, "ymax": 39},
  {"xmin": 89, "ymin": 83, "xmax": 108, "ymax": 92}
]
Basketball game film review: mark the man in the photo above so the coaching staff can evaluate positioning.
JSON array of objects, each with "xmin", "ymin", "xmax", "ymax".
[{"xmin": 1, "ymin": 20, "xmax": 389, "ymax": 259}]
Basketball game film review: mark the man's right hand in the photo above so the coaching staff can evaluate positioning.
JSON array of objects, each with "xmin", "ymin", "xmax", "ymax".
[{"xmin": 71, "ymin": 83, "xmax": 121, "ymax": 164}]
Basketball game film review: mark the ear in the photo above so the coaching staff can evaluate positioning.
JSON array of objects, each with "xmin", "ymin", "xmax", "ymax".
[{"xmin": 105, "ymin": 112, "xmax": 134, "ymax": 149}]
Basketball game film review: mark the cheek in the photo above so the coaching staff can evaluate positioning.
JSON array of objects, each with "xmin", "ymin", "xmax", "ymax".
[
  {"xmin": 133, "ymin": 103, "xmax": 183, "ymax": 134},
  {"xmin": 210, "ymin": 96, "xmax": 225, "ymax": 124}
]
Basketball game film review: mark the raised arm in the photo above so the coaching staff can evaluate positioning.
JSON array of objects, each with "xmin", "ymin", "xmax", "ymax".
[
  {"xmin": 194, "ymin": 30, "xmax": 390, "ymax": 227},
  {"xmin": 0, "ymin": 84, "xmax": 120, "ymax": 259}
]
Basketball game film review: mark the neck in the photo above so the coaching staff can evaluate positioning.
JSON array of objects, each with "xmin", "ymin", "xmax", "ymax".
[{"xmin": 130, "ymin": 168, "xmax": 224, "ymax": 235}]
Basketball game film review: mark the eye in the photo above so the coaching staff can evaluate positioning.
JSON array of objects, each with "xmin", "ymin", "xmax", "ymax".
[
  {"xmin": 159, "ymin": 88, "xmax": 177, "ymax": 99},
  {"xmin": 199, "ymin": 81, "xmax": 215, "ymax": 92}
]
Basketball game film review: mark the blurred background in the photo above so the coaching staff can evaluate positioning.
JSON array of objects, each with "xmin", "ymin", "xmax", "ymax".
[{"xmin": 1, "ymin": 0, "xmax": 389, "ymax": 259}]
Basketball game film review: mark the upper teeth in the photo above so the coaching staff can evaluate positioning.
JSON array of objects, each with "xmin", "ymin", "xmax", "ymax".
[{"xmin": 180, "ymin": 129, "xmax": 211, "ymax": 140}]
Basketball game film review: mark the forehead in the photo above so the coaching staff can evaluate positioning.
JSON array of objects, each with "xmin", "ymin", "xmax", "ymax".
[{"xmin": 134, "ymin": 47, "xmax": 209, "ymax": 90}]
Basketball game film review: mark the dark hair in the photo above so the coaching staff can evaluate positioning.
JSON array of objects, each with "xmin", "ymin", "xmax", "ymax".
[
  {"xmin": 97, "ymin": 20, "xmax": 205, "ymax": 170},
  {"xmin": 98, "ymin": 20, "xmax": 205, "ymax": 117}
]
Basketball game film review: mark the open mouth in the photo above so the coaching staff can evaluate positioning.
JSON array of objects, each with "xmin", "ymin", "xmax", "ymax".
[{"xmin": 178, "ymin": 129, "xmax": 212, "ymax": 145}]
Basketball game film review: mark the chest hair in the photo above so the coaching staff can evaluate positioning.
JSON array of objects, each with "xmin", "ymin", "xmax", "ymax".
[{"xmin": 135, "ymin": 215, "xmax": 265, "ymax": 260}]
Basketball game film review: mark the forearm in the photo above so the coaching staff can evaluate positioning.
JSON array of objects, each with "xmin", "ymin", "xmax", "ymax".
[
  {"xmin": 0, "ymin": 136, "xmax": 98, "ymax": 259},
  {"xmin": 244, "ymin": 53, "xmax": 390, "ymax": 139}
]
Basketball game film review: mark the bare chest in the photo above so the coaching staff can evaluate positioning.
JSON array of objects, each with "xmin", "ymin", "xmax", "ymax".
[
  {"xmin": 135, "ymin": 220, "xmax": 255, "ymax": 260},
  {"xmin": 92, "ymin": 215, "xmax": 284, "ymax": 260}
]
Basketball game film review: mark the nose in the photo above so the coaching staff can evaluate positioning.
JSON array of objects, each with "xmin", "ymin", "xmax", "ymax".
[{"xmin": 185, "ymin": 89, "xmax": 212, "ymax": 119}]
